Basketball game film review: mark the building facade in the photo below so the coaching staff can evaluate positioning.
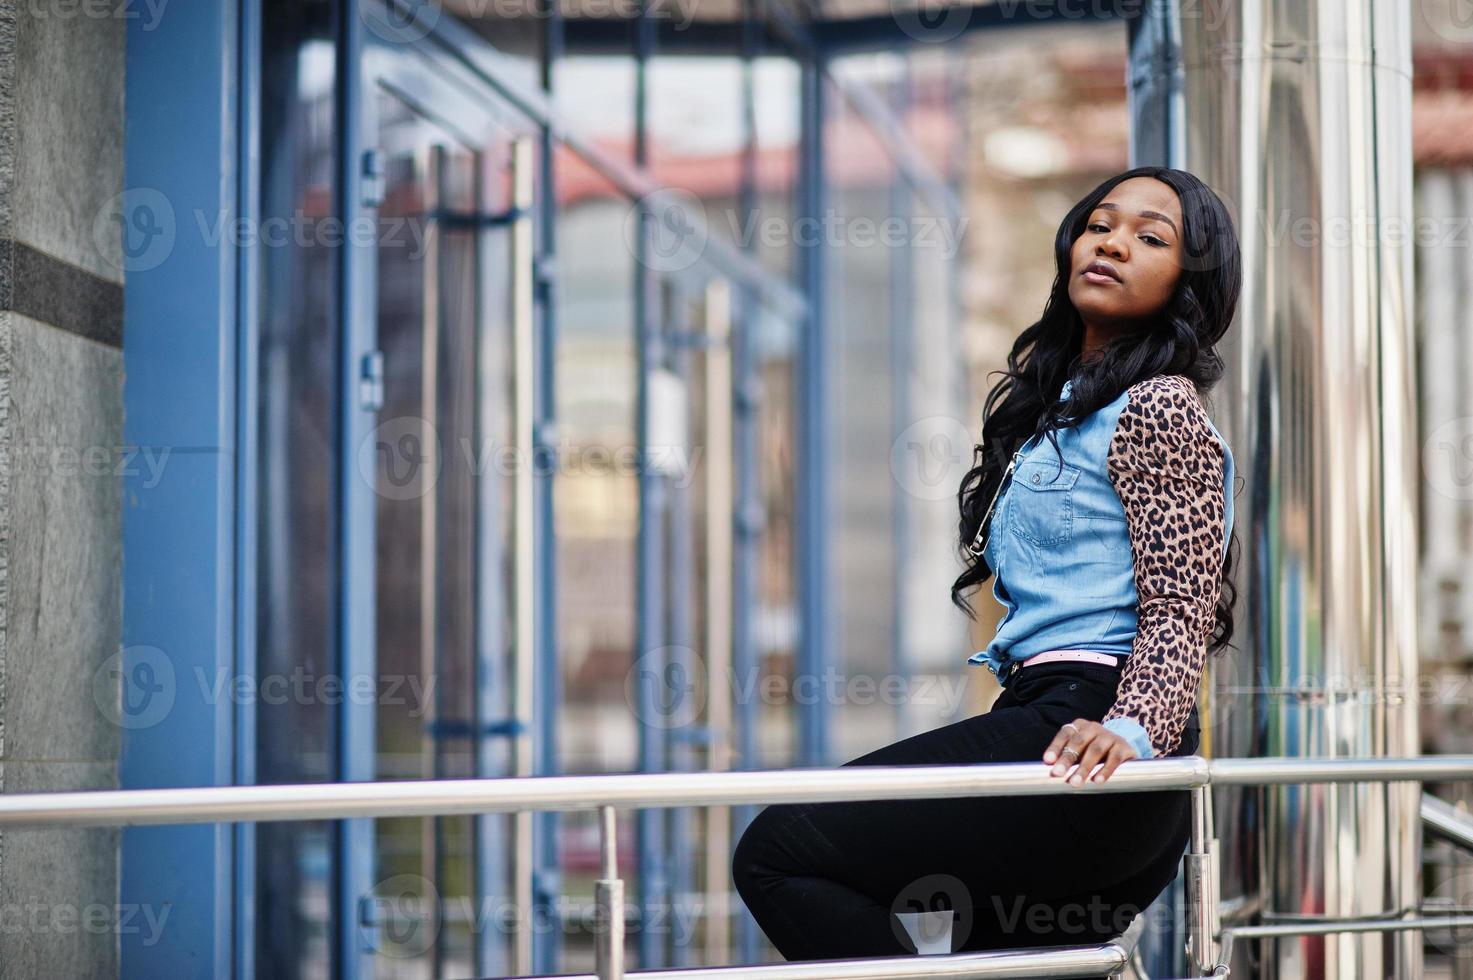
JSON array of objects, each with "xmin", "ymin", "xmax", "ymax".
[{"xmin": 4, "ymin": 1, "xmax": 1473, "ymax": 978}]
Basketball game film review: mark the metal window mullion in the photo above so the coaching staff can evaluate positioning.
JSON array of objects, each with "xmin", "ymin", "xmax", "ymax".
[
  {"xmin": 795, "ymin": 52, "xmax": 830, "ymax": 770},
  {"xmin": 633, "ymin": 263, "xmax": 672, "ymax": 969},
  {"xmin": 472, "ymin": 138, "xmax": 510, "ymax": 978},
  {"xmin": 634, "ymin": 0, "xmax": 672, "ymax": 968},
  {"xmin": 701, "ymin": 280, "xmax": 736, "ymax": 963},
  {"xmin": 888, "ymin": 75, "xmax": 915, "ymax": 740},
  {"xmin": 733, "ymin": 5, "xmax": 764, "ymax": 959},
  {"xmin": 666, "ymin": 288, "xmax": 700, "ymax": 969},
  {"xmin": 423, "ymin": 142, "xmax": 446, "ymax": 977},
  {"xmin": 510, "ymin": 135, "xmax": 540, "ymax": 977},
  {"xmin": 334, "ymin": 2, "xmax": 378, "ymax": 977},
  {"xmin": 730, "ymin": 284, "xmax": 765, "ymax": 965},
  {"xmin": 532, "ymin": 1, "xmax": 565, "ymax": 973},
  {"xmin": 234, "ymin": 0, "xmax": 263, "ymax": 976}
]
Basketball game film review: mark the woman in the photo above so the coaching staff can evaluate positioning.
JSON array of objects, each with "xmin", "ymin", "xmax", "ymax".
[{"xmin": 732, "ymin": 166, "xmax": 1241, "ymax": 969}]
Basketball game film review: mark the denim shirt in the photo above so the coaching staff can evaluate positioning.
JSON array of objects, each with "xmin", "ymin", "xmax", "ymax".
[{"xmin": 969, "ymin": 374, "xmax": 1236, "ymax": 759}]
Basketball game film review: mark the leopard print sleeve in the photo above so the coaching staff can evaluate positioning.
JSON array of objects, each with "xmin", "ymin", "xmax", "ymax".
[{"xmin": 1101, "ymin": 375, "xmax": 1228, "ymax": 759}]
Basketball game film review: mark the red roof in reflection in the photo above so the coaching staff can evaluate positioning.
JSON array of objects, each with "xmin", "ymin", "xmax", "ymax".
[
  {"xmin": 310, "ymin": 42, "xmax": 1473, "ymax": 217},
  {"xmin": 1414, "ymin": 91, "xmax": 1473, "ymax": 166},
  {"xmin": 555, "ymin": 102, "xmax": 960, "ymax": 205}
]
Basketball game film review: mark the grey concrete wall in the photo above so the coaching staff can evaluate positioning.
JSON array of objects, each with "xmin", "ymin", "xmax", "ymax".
[{"xmin": 0, "ymin": 1, "xmax": 126, "ymax": 976}]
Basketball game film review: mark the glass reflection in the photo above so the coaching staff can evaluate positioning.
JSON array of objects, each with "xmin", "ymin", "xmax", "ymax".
[
  {"xmin": 824, "ymin": 75, "xmax": 900, "ymax": 763},
  {"xmin": 246, "ymin": 0, "xmax": 974, "ymax": 971},
  {"xmin": 552, "ymin": 152, "xmax": 638, "ymax": 970},
  {"xmin": 554, "ymin": 55, "xmax": 637, "ymax": 162},
  {"xmin": 753, "ymin": 54, "xmax": 801, "ymax": 282},
  {"xmin": 255, "ymin": 0, "xmax": 338, "ymax": 976},
  {"xmin": 649, "ymin": 55, "xmax": 745, "ymax": 250},
  {"xmin": 364, "ymin": 86, "xmax": 522, "ymax": 977}
]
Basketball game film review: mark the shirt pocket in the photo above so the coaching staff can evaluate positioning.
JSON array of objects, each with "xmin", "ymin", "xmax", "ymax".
[{"xmin": 1008, "ymin": 457, "xmax": 1080, "ymax": 547}]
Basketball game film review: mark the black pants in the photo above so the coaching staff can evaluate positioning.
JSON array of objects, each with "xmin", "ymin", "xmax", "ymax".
[{"xmin": 732, "ymin": 661, "xmax": 1199, "ymax": 974}]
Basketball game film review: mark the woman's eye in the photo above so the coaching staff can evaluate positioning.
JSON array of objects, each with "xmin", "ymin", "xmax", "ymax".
[{"xmin": 1088, "ymin": 223, "xmax": 1169, "ymax": 246}]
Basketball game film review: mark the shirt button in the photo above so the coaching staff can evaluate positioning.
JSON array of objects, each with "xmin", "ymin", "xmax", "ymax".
[{"xmin": 1031, "ymin": 473, "xmax": 1041, "ymax": 484}]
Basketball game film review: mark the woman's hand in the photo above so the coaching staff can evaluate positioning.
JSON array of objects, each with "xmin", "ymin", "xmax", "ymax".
[{"xmin": 1042, "ymin": 719, "xmax": 1138, "ymax": 785}]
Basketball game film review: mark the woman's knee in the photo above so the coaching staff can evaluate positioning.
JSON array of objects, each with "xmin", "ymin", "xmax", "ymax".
[
  {"xmin": 732, "ymin": 806, "xmax": 777, "ymax": 890},
  {"xmin": 732, "ymin": 803, "xmax": 805, "ymax": 898}
]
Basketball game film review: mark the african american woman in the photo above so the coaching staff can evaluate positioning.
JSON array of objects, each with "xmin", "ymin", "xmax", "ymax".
[{"xmin": 732, "ymin": 166, "xmax": 1241, "ymax": 974}]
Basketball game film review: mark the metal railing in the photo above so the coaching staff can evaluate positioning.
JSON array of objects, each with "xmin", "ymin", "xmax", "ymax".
[{"xmin": 2, "ymin": 755, "xmax": 1472, "ymax": 978}]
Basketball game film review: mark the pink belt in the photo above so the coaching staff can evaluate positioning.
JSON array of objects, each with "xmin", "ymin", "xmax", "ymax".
[{"xmin": 1017, "ymin": 649, "xmax": 1122, "ymax": 670}]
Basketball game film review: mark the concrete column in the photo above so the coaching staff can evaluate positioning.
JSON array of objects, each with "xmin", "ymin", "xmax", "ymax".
[{"xmin": 0, "ymin": 1, "xmax": 126, "ymax": 977}]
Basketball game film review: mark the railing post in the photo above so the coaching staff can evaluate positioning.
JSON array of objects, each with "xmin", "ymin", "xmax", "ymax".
[
  {"xmin": 1184, "ymin": 784, "xmax": 1220, "ymax": 973},
  {"xmin": 596, "ymin": 805, "xmax": 626, "ymax": 980}
]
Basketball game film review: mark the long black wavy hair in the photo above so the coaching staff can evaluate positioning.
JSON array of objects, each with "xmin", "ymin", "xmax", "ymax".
[{"xmin": 952, "ymin": 166, "xmax": 1242, "ymax": 660}]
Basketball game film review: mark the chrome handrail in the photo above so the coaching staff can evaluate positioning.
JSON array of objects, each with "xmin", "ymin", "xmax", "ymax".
[
  {"xmin": 0, "ymin": 758, "xmax": 1214, "ymax": 827},
  {"xmin": 3, "ymin": 755, "xmax": 1470, "ymax": 979}
]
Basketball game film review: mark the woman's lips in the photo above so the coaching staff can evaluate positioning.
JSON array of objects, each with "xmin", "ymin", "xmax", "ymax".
[
  {"xmin": 1082, "ymin": 269, "xmax": 1120, "ymax": 285},
  {"xmin": 1082, "ymin": 260, "xmax": 1122, "ymax": 284}
]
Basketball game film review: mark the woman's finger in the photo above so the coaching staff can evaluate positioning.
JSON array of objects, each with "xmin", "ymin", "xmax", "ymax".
[
  {"xmin": 1090, "ymin": 743, "xmax": 1137, "ymax": 783},
  {"xmin": 1046, "ymin": 719, "xmax": 1092, "ymax": 776},
  {"xmin": 1042, "ymin": 719, "xmax": 1084, "ymax": 765},
  {"xmin": 1068, "ymin": 734, "xmax": 1112, "ymax": 785}
]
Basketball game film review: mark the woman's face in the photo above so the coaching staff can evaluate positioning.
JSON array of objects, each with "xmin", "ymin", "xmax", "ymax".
[{"xmin": 1067, "ymin": 177, "xmax": 1184, "ymax": 339}]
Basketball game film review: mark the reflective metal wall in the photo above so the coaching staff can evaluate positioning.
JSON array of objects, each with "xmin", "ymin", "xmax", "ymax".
[{"xmin": 1128, "ymin": 1, "xmax": 1421, "ymax": 977}]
